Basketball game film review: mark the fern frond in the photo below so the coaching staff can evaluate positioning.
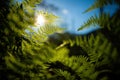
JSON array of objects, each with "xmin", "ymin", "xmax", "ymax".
[
  {"xmin": 23, "ymin": 0, "xmax": 42, "ymax": 7},
  {"xmin": 84, "ymin": 0, "xmax": 115, "ymax": 13},
  {"xmin": 31, "ymin": 24, "xmax": 64, "ymax": 42},
  {"xmin": 38, "ymin": 24, "xmax": 63, "ymax": 35},
  {"xmin": 54, "ymin": 69, "xmax": 76, "ymax": 80},
  {"xmin": 78, "ymin": 13, "xmax": 111, "ymax": 31}
]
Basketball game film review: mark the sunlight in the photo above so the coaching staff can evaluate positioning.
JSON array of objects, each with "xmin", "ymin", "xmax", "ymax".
[{"xmin": 35, "ymin": 14, "xmax": 45, "ymax": 26}]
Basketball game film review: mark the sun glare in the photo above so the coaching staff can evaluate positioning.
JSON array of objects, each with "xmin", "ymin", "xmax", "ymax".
[{"xmin": 35, "ymin": 14, "xmax": 45, "ymax": 26}]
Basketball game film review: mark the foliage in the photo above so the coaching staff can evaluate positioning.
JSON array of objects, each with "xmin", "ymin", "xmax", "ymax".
[
  {"xmin": 0, "ymin": 0, "xmax": 120, "ymax": 80},
  {"xmin": 0, "ymin": 0, "xmax": 60, "ymax": 79},
  {"xmin": 77, "ymin": 0, "xmax": 120, "ymax": 79}
]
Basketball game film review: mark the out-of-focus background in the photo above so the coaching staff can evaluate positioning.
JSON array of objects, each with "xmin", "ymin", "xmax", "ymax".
[
  {"xmin": 36, "ymin": 0, "xmax": 118, "ymax": 34},
  {"xmin": 17, "ymin": 0, "xmax": 118, "ymax": 34}
]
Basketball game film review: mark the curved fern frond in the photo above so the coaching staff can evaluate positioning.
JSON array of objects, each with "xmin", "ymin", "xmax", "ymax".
[
  {"xmin": 84, "ymin": 0, "xmax": 119, "ymax": 13},
  {"xmin": 31, "ymin": 24, "xmax": 64, "ymax": 42},
  {"xmin": 78, "ymin": 13, "xmax": 111, "ymax": 31},
  {"xmin": 38, "ymin": 24, "xmax": 63, "ymax": 35}
]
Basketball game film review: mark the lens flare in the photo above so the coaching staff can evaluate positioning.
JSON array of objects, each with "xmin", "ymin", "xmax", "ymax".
[{"xmin": 35, "ymin": 15, "xmax": 45, "ymax": 26}]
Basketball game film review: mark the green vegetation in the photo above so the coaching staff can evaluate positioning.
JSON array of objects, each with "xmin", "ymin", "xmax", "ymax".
[{"xmin": 0, "ymin": 0, "xmax": 120, "ymax": 80}]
